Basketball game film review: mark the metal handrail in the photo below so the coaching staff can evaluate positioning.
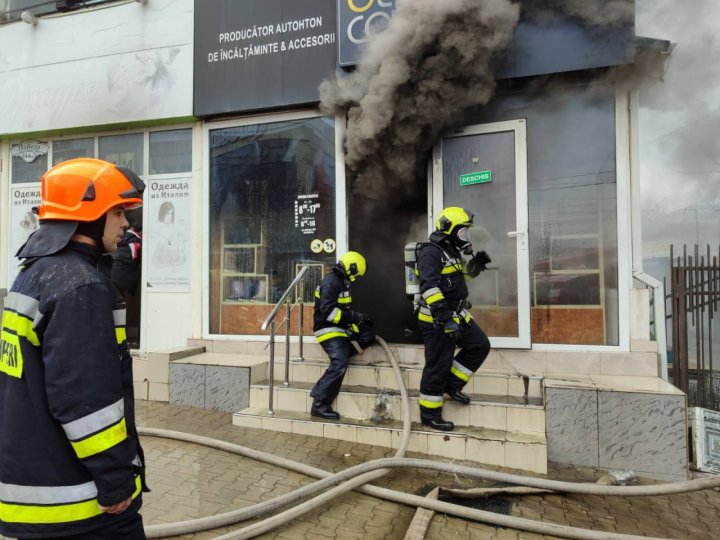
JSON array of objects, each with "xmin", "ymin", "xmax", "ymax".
[
  {"xmin": 261, "ymin": 266, "xmax": 309, "ymax": 415},
  {"xmin": 261, "ymin": 266, "xmax": 309, "ymax": 330},
  {"xmin": 633, "ymin": 270, "xmax": 668, "ymax": 382}
]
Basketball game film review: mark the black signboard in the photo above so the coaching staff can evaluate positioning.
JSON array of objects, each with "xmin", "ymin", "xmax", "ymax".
[
  {"xmin": 194, "ymin": 0, "xmax": 337, "ymax": 117},
  {"xmin": 336, "ymin": 0, "xmax": 635, "ymax": 78},
  {"xmin": 337, "ymin": 0, "xmax": 395, "ymax": 67}
]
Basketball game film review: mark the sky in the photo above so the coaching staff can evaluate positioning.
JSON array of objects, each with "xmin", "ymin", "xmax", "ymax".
[{"xmin": 636, "ymin": 0, "xmax": 720, "ymax": 257}]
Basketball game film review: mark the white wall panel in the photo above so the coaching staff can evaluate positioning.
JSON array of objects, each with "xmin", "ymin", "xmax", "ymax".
[{"xmin": 0, "ymin": 0, "xmax": 193, "ymax": 134}]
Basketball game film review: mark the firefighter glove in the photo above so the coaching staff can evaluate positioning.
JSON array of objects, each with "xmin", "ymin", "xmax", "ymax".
[
  {"xmin": 443, "ymin": 319, "xmax": 462, "ymax": 340},
  {"xmin": 351, "ymin": 311, "xmax": 371, "ymax": 326},
  {"xmin": 467, "ymin": 250, "xmax": 492, "ymax": 276}
]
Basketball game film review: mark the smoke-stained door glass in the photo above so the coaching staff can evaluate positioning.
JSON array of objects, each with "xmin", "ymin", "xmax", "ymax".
[{"xmin": 433, "ymin": 120, "xmax": 530, "ymax": 348}]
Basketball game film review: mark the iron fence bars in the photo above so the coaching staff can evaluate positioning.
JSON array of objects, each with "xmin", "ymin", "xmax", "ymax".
[{"xmin": 670, "ymin": 245, "xmax": 720, "ymax": 410}]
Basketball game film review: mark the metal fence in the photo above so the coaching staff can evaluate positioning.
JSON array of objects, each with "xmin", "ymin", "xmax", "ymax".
[{"xmin": 669, "ymin": 245, "xmax": 720, "ymax": 410}]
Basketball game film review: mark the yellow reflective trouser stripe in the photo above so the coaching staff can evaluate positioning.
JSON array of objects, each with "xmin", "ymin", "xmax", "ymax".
[
  {"xmin": 425, "ymin": 293, "xmax": 444, "ymax": 305},
  {"xmin": 451, "ymin": 366, "xmax": 471, "ymax": 382},
  {"xmin": 70, "ymin": 418, "xmax": 128, "ymax": 459},
  {"xmin": 0, "ymin": 476, "xmax": 141, "ymax": 525},
  {"xmin": 115, "ymin": 327, "xmax": 126, "ymax": 344},
  {"xmin": 418, "ymin": 398, "xmax": 443, "ymax": 408},
  {"xmin": 316, "ymin": 332, "xmax": 348, "ymax": 342}
]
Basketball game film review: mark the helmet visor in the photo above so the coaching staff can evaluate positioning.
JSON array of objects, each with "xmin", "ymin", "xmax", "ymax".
[{"xmin": 456, "ymin": 226, "xmax": 471, "ymax": 242}]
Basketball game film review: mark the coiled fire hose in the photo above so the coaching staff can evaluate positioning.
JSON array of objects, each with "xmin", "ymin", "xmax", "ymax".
[{"xmin": 138, "ymin": 336, "xmax": 720, "ymax": 540}]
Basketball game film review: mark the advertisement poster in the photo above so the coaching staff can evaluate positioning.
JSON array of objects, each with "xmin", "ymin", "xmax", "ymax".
[
  {"xmin": 145, "ymin": 178, "xmax": 192, "ymax": 291},
  {"xmin": 7, "ymin": 185, "xmax": 41, "ymax": 288}
]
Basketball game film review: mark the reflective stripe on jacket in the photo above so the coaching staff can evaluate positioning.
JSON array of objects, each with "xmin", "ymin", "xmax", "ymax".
[
  {"xmin": 0, "ymin": 242, "xmax": 144, "ymax": 538},
  {"xmin": 313, "ymin": 267, "xmax": 355, "ymax": 342},
  {"xmin": 416, "ymin": 234, "xmax": 471, "ymax": 326}
]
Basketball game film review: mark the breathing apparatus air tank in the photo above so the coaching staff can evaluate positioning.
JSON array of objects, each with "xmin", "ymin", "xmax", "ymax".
[{"xmin": 404, "ymin": 242, "xmax": 421, "ymax": 297}]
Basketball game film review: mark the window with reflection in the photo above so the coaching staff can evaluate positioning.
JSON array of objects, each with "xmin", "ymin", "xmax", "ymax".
[
  {"xmin": 52, "ymin": 138, "xmax": 94, "ymax": 166},
  {"xmin": 470, "ymin": 83, "xmax": 619, "ymax": 345},
  {"xmin": 208, "ymin": 117, "xmax": 337, "ymax": 335},
  {"xmin": 99, "ymin": 133, "xmax": 144, "ymax": 172},
  {"xmin": 11, "ymin": 142, "xmax": 48, "ymax": 184},
  {"xmin": 150, "ymin": 129, "xmax": 192, "ymax": 174}
]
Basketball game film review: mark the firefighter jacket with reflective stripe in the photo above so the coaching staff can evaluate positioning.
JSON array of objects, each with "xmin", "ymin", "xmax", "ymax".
[
  {"xmin": 0, "ymin": 241, "xmax": 144, "ymax": 538},
  {"xmin": 416, "ymin": 232, "xmax": 473, "ymax": 326},
  {"xmin": 313, "ymin": 267, "xmax": 357, "ymax": 343}
]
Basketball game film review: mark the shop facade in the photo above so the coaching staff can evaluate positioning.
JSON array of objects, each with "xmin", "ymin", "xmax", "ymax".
[{"xmin": 0, "ymin": 0, "xmax": 658, "ymax": 357}]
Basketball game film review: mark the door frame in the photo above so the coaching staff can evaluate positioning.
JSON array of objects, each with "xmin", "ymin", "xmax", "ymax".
[{"xmin": 431, "ymin": 119, "xmax": 530, "ymax": 348}]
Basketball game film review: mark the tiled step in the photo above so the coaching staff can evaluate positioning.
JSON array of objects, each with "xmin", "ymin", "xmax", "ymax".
[
  {"xmin": 249, "ymin": 382, "xmax": 545, "ymax": 431},
  {"xmin": 232, "ymin": 407, "xmax": 547, "ymax": 474},
  {"xmin": 268, "ymin": 359, "xmax": 544, "ymax": 400}
]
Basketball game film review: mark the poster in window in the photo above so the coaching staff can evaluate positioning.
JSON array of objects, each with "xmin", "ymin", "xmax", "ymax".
[
  {"xmin": 145, "ymin": 177, "xmax": 192, "ymax": 291},
  {"xmin": 7, "ymin": 185, "xmax": 41, "ymax": 287}
]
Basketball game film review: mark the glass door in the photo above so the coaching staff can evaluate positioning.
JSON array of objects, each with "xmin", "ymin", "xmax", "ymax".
[{"xmin": 432, "ymin": 119, "xmax": 530, "ymax": 348}]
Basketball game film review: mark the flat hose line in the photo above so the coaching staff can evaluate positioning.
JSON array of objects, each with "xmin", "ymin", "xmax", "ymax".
[{"xmin": 138, "ymin": 337, "xmax": 720, "ymax": 540}]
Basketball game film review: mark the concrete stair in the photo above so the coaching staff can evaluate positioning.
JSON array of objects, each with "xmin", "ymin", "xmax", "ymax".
[
  {"xmin": 230, "ymin": 356, "xmax": 548, "ymax": 474},
  {"xmin": 155, "ymin": 338, "xmax": 679, "ymax": 478}
]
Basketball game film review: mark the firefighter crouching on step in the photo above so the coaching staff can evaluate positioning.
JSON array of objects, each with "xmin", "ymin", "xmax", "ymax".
[
  {"xmin": 0, "ymin": 158, "xmax": 149, "ymax": 539},
  {"xmin": 417, "ymin": 207, "xmax": 492, "ymax": 431},
  {"xmin": 311, "ymin": 251, "xmax": 375, "ymax": 419}
]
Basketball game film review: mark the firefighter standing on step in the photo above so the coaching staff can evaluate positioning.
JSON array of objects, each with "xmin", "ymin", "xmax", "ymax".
[
  {"xmin": 0, "ymin": 158, "xmax": 148, "ymax": 539},
  {"xmin": 416, "ymin": 207, "xmax": 491, "ymax": 431},
  {"xmin": 311, "ymin": 251, "xmax": 374, "ymax": 419}
]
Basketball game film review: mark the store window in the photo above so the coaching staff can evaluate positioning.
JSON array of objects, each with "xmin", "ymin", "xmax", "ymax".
[
  {"xmin": 11, "ymin": 141, "xmax": 48, "ymax": 184},
  {"xmin": 99, "ymin": 133, "xmax": 144, "ymax": 172},
  {"xmin": 52, "ymin": 138, "xmax": 95, "ymax": 166},
  {"xmin": 208, "ymin": 117, "xmax": 337, "ymax": 335},
  {"xmin": 150, "ymin": 129, "xmax": 192, "ymax": 174},
  {"xmin": 470, "ymin": 84, "xmax": 619, "ymax": 345}
]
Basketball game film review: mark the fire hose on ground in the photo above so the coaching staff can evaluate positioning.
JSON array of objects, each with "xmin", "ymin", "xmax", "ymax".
[{"xmin": 138, "ymin": 336, "xmax": 720, "ymax": 540}]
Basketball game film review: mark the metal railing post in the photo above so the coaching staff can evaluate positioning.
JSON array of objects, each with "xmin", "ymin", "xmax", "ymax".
[
  {"xmin": 298, "ymin": 281, "xmax": 305, "ymax": 362},
  {"xmin": 284, "ymin": 298, "xmax": 291, "ymax": 387},
  {"xmin": 268, "ymin": 321, "xmax": 275, "ymax": 415}
]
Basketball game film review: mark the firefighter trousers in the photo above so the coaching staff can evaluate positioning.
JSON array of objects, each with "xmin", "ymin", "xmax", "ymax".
[
  {"xmin": 310, "ymin": 337, "xmax": 354, "ymax": 405},
  {"xmin": 17, "ymin": 511, "xmax": 145, "ymax": 539},
  {"xmin": 419, "ymin": 319, "xmax": 490, "ymax": 399}
]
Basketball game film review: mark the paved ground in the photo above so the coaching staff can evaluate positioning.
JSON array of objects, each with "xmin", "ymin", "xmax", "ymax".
[
  {"xmin": 4, "ymin": 401, "xmax": 720, "ymax": 539},
  {"xmin": 133, "ymin": 401, "xmax": 720, "ymax": 539}
]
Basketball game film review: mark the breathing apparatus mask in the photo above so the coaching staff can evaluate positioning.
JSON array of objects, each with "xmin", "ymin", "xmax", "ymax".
[{"xmin": 452, "ymin": 225, "xmax": 474, "ymax": 255}]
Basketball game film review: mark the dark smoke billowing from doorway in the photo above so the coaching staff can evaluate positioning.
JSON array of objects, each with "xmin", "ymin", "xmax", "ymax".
[
  {"xmin": 320, "ymin": 0, "xmax": 520, "ymax": 213},
  {"xmin": 320, "ymin": 0, "xmax": 635, "ymax": 214},
  {"xmin": 320, "ymin": 0, "xmax": 636, "ymax": 341}
]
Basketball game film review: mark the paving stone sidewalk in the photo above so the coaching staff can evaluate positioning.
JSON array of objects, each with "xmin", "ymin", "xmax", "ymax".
[
  {"xmin": 132, "ymin": 401, "xmax": 720, "ymax": 539},
  {"xmin": 4, "ymin": 401, "xmax": 720, "ymax": 540}
]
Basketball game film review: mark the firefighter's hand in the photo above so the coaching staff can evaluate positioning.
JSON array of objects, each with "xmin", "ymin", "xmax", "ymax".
[
  {"xmin": 467, "ymin": 251, "xmax": 491, "ymax": 276},
  {"xmin": 473, "ymin": 251, "xmax": 491, "ymax": 269},
  {"xmin": 351, "ymin": 311, "xmax": 371, "ymax": 326},
  {"xmin": 99, "ymin": 496, "xmax": 132, "ymax": 514},
  {"xmin": 442, "ymin": 320, "xmax": 462, "ymax": 340}
]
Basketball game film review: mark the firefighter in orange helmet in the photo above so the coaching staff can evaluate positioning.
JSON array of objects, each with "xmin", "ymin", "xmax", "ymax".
[{"xmin": 0, "ymin": 158, "xmax": 149, "ymax": 539}]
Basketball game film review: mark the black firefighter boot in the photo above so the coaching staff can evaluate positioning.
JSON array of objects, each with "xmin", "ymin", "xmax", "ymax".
[
  {"xmin": 445, "ymin": 380, "xmax": 471, "ymax": 405},
  {"xmin": 311, "ymin": 399, "xmax": 340, "ymax": 419},
  {"xmin": 420, "ymin": 406, "xmax": 454, "ymax": 431}
]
